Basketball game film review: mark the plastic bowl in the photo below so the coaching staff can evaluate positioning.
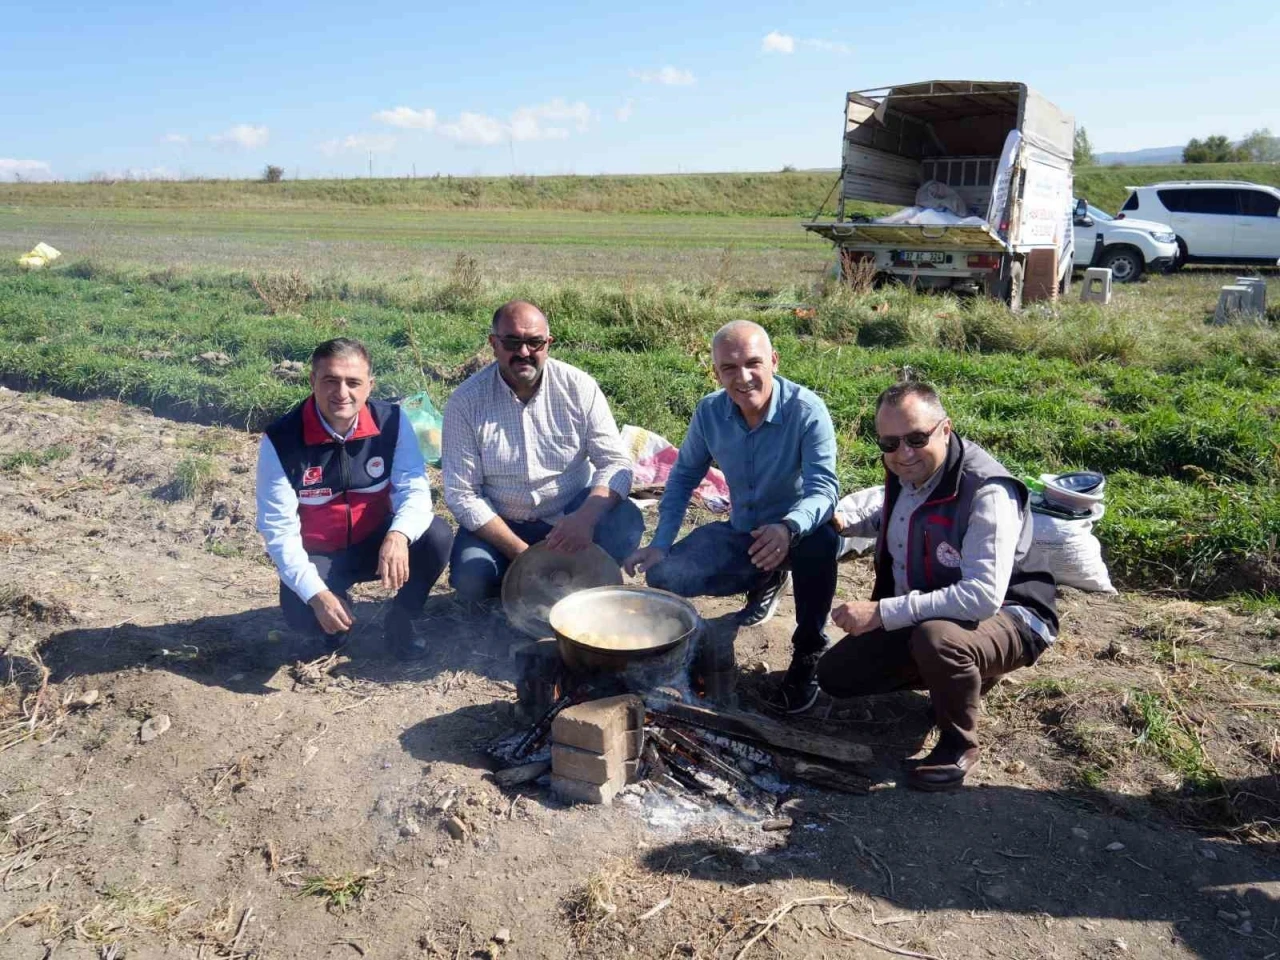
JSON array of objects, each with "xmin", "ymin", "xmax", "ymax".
[{"xmin": 1040, "ymin": 471, "xmax": 1106, "ymax": 511}]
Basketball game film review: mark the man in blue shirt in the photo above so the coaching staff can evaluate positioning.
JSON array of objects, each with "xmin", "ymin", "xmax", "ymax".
[{"xmin": 624, "ymin": 321, "xmax": 840, "ymax": 712}]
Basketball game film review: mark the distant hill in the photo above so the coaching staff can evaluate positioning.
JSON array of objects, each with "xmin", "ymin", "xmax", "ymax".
[
  {"xmin": 1095, "ymin": 146, "xmax": 1184, "ymax": 166},
  {"xmin": 2, "ymin": 163, "xmax": 1277, "ymax": 219}
]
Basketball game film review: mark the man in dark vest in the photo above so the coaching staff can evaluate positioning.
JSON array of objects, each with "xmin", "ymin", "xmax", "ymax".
[
  {"xmin": 820, "ymin": 381, "xmax": 1058, "ymax": 790},
  {"xmin": 256, "ymin": 338, "xmax": 453, "ymax": 659}
]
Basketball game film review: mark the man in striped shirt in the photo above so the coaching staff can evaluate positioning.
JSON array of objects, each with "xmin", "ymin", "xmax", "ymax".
[{"xmin": 442, "ymin": 300, "xmax": 644, "ymax": 600}]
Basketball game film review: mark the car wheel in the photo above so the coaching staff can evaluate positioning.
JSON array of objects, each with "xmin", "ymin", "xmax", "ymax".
[
  {"xmin": 1170, "ymin": 238, "xmax": 1188, "ymax": 272},
  {"xmin": 1098, "ymin": 247, "xmax": 1144, "ymax": 283}
]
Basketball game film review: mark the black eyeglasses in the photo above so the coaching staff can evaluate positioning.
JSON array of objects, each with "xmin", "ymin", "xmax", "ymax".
[
  {"xmin": 495, "ymin": 335, "xmax": 550, "ymax": 353},
  {"xmin": 875, "ymin": 419, "xmax": 946, "ymax": 453}
]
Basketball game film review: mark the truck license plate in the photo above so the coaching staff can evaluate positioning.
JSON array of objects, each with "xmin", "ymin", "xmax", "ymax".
[{"xmin": 898, "ymin": 251, "xmax": 948, "ymax": 264}]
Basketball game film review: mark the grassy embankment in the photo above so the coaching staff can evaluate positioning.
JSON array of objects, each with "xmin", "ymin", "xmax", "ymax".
[
  {"xmin": 3, "ymin": 161, "xmax": 1277, "ymax": 215},
  {"xmin": 1, "ymin": 259, "xmax": 1276, "ymax": 601}
]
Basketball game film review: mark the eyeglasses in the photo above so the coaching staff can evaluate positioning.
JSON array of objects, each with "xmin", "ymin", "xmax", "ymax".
[
  {"xmin": 494, "ymin": 335, "xmax": 550, "ymax": 353},
  {"xmin": 875, "ymin": 418, "xmax": 946, "ymax": 453}
]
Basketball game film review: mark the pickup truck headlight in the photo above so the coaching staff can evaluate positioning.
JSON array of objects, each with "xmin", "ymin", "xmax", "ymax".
[{"xmin": 1151, "ymin": 230, "xmax": 1176, "ymax": 244}]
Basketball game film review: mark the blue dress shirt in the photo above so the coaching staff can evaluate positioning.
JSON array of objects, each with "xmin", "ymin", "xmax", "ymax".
[{"xmin": 651, "ymin": 375, "xmax": 839, "ymax": 551}]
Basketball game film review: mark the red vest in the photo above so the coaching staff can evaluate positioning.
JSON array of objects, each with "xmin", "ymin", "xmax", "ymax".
[{"xmin": 265, "ymin": 397, "xmax": 400, "ymax": 553}]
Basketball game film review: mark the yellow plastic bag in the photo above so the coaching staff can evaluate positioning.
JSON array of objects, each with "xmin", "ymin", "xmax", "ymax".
[{"xmin": 17, "ymin": 242, "xmax": 61, "ymax": 270}]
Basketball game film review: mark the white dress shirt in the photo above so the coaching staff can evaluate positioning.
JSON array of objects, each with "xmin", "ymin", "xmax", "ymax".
[
  {"xmin": 442, "ymin": 359, "xmax": 632, "ymax": 530},
  {"xmin": 256, "ymin": 405, "xmax": 434, "ymax": 603}
]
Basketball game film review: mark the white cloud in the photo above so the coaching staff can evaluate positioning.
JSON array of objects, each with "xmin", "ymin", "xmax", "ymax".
[
  {"xmin": 762, "ymin": 31, "xmax": 795, "ymax": 53},
  {"xmin": 320, "ymin": 133, "xmax": 398, "ymax": 156},
  {"xmin": 0, "ymin": 158, "xmax": 53, "ymax": 180},
  {"xmin": 762, "ymin": 31, "xmax": 851, "ymax": 54},
  {"xmin": 162, "ymin": 133, "xmax": 189, "ymax": 146},
  {"xmin": 616, "ymin": 98, "xmax": 635, "ymax": 122},
  {"xmin": 372, "ymin": 106, "xmax": 438, "ymax": 130},
  {"xmin": 210, "ymin": 124, "xmax": 270, "ymax": 149},
  {"xmin": 437, "ymin": 111, "xmax": 508, "ymax": 146},
  {"xmin": 629, "ymin": 66, "xmax": 695, "ymax": 86},
  {"xmin": 510, "ymin": 98, "xmax": 592, "ymax": 141},
  {"xmin": 373, "ymin": 99, "xmax": 595, "ymax": 146}
]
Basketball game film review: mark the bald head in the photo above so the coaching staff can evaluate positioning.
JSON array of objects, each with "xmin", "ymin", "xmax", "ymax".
[
  {"xmin": 711, "ymin": 320, "xmax": 771, "ymax": 362},
  {"xmin": 489, "ymin": 299, "xmax": 553, "ymax": 397},
  {"xmin": 710, "ymin": 320, "xmax": 778, "ymax": 425},
  {"xmin": 492, "ymin": 299, "xmax": 549, "ymax": 335}
]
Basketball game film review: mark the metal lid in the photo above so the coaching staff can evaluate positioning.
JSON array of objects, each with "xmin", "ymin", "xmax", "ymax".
[{"xmin": 501, "ymin": 543, "xmax": 623, "ymax": 637}]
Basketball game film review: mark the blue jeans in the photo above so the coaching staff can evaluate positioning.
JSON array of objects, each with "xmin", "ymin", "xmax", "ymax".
[
  {"xmin": 448, "ymin": 490, "xmax": 646, "ymax": 601},
  {"xmin": 646, "ymin": 521, "xmax": 840, "ymax": 654}
]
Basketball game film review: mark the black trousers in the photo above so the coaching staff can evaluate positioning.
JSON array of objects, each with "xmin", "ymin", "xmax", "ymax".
[{"xmin": 279, "ymin": 517, "xmax": 453, "ymax": 634}]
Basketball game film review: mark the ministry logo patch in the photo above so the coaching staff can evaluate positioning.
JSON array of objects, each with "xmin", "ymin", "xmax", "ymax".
[
  {"xmin": 935, "ymin": 541, "xmax": 963, "ymax": 568},
  {"xmin": 366, "ymin": 456, "xmax": 386, "ymax": 478}
]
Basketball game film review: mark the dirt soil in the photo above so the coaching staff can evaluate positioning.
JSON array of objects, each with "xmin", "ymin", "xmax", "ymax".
[{"xmin": 1, "ymin": 385, "xmax": 1277, "ymax": 960}]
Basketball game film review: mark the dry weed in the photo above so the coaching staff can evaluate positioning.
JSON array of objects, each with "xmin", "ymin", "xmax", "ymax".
[
  {"xmin": 1, "ymin": 804, "xmax": 93, "ymax": 891},
  {"xmin": 296, "ymin": 869, "xmax": 380, "ymax": 912},
  {"xmin": 0, "ymin": 902, "xmax": 60, "ymax": 937},
  {"xmin": 562, "ymin": 861, "xmax": 625, "ymax": 942},
  {"xmin": 72, "ymin": 883, "xmax": 198, "ymax": 944},
  {"xmin": 840, "ymin": 253, "xmax": 878, "ymax": 295},
  {"xmin": 251, "ymin": 270, "xmax": 311, "ymax": 315}
]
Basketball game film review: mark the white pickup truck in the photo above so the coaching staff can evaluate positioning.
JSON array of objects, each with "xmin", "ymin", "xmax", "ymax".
[{"xmin": 802, "ymin": 80, "xmax": 1075, "ymax": 308}]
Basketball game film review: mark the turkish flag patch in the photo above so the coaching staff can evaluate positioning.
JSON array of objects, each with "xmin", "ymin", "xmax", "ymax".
[{"xmin": 302, "ymin": 466, "xmax": 324, "ymax": 486}]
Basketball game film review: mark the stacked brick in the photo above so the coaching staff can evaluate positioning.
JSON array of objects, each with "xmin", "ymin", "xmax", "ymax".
[{"xmin": 549, "ymin": 695, "xmax": 645, "ymax": 804}]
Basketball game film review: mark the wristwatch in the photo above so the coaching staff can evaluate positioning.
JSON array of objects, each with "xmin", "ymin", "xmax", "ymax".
[{"xmin": 782, "ymin": 518, "xmax": 802, "ymax": 546}]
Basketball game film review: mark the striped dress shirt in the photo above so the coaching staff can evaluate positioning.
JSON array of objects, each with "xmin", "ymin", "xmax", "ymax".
[{"xmin": 442, "ymin": 359, "xmax": 633, "ymax": 530}]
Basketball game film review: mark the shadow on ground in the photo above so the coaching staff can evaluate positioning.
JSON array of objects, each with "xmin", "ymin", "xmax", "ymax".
[
  {"xmin": 640, "ymin": 771, "xmax": 1279, "ymax": 960},
  {"xmin": 31, "ymin": 594, "xmax": 531, "ymax": 694}
]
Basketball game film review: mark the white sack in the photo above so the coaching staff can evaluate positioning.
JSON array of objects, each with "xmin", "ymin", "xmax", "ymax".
[
  {"xmin": 835, "ymin": 485, "xmax": 883, "ymax": 559},
  {"xmin": 1027, "ymin": 503, "xmax": 1116, "ymax": 593},
  {"xmin": 915, "ymin": 179, "xmax": 970, "ymax": 217}
]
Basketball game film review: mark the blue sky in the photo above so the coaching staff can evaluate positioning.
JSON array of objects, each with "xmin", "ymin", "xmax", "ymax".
[{"xmin": 2, "ymin": 0, "xmax": 1277, "ymax": 182}]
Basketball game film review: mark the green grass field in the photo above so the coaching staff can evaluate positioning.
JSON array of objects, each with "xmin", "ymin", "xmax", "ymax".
[
  {"xmin": 2, "ymin": 169, "xmax": 1278, "ymax": 600},
  {"xmin": 1, "ymin": 247, "xmax": 1276, "ymax": 601},
  {"xmin": 0, "ymin": 206, "xmax": 832, "ymax": 286}
]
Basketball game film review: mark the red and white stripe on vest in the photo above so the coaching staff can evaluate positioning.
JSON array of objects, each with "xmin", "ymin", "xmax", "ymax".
[{"xmin": 265, "ymin": 396, "xmax": 401, "ymax": 553}]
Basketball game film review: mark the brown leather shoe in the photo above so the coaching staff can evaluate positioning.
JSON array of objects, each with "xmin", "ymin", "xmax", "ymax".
[{"xmin": 907, "ymin": 741, "xmax": 980, "ymax": 792}]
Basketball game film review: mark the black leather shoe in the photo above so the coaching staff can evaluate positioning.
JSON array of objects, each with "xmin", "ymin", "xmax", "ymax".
[
  {"xmin": 739, "ymin": 570, "xmax": 791, "ymax": 627},
  {"xmin": 907, "ymin": 740, "xmax": 981, "ymax": 792}
]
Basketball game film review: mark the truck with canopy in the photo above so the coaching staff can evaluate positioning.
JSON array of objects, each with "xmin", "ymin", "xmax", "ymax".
[{"xmin": 802, "ymin": 80, "xmax": 1075, "ymax": 307}]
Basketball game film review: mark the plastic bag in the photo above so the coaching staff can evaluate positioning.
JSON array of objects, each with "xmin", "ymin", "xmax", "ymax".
[
  {"xmin": 17, "ymin": 241, "xmax": 61, "ymax": 270},
  {"xmin": 1026, "ymin": 503, "xmax": 1116, "ymax": 593},
  {"xmin": 834, "ymin": 485, "xmax": 884, "ymax": 559},
  {"xmin": 400, "ymin": 391, "xmax": 443, "ymax": 466}
]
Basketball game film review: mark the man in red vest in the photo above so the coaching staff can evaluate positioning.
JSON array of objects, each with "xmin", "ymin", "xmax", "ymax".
[
  {"xmin": 822, "ymin": 381, "xmax": 1058, "ymax": 790},
  {"xmin": 256, "ymin": 338, "xmax": 452, "ymax": 659}
]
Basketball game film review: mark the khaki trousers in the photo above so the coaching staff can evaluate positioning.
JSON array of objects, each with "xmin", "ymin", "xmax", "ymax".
[{"xmin": 816, "ymin": 613, "xmax": 1029, "ymax": 750}]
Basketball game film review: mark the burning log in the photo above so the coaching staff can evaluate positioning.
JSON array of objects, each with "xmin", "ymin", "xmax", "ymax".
[{"xmin": 645, "ymin": 697, "xmax": 873, "ymax": 772}]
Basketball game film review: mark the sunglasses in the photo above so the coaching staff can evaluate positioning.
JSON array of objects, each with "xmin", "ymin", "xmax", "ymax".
[
  {"xmin": 875, "ymin": 418, "xmax": 946, "ymax": 453},
  {"xmin": 494, "ymin": 335, "xmax": 550, "ymax": 353}
]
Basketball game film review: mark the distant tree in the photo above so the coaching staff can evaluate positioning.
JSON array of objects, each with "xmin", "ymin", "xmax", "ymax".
[
  {"xmin": 780, "ymin": 164, "xmax": 798, "ymax": 173},
  {"xmin": 262, "ymin": 164, "xmax": 285, "ymax": 183},
  {"xmin": 1073, "ymin": 126, "xmax": 1095, "ymax": 166},
  {"xmin": 1183, "ymin": 135, "xmax": 1246, "ymax": 163},
  {"xmin": 1238, "ymin": 128, "xmax": 1280, "ymax": 162}
]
